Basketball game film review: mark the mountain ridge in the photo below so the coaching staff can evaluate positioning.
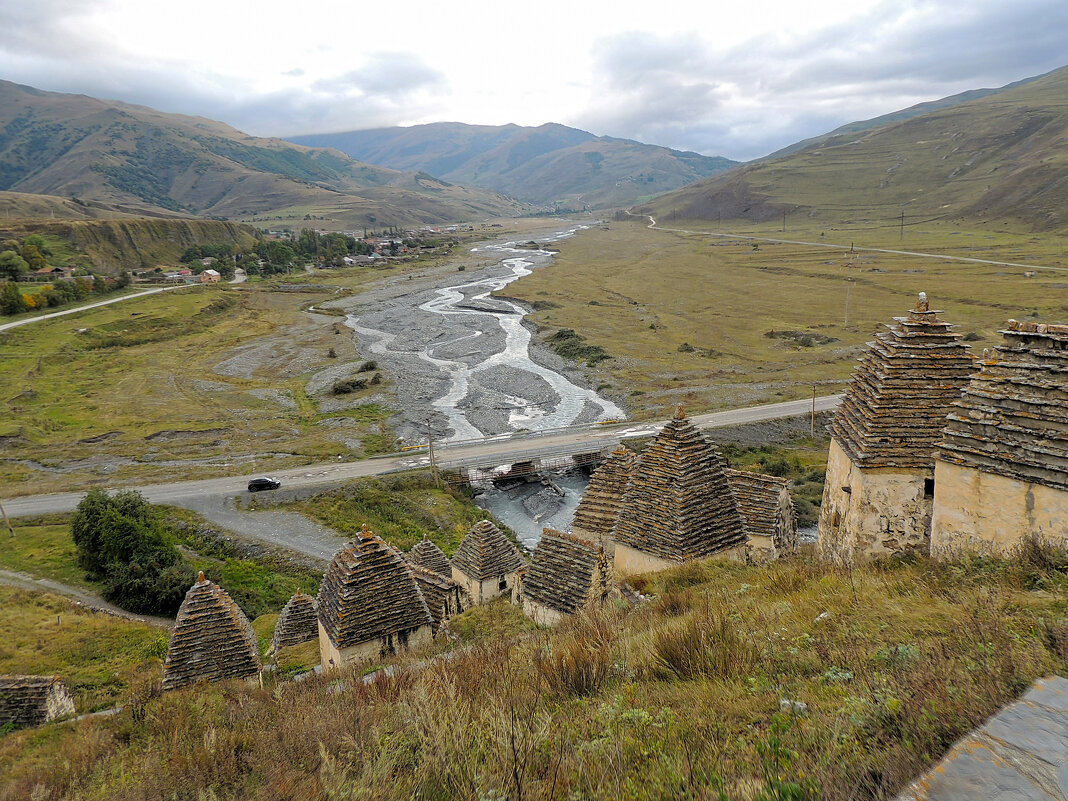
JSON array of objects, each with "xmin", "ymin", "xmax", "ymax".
[
  {"xmin": 638, "ymin": 65, "xmax": 1068, "ymax": 232},
  {"xmin": 288, "ymin": 122, "xmax": 738, "ymax": 209},
  {"xmin": 0, "ymin": 80, "xmax": 525, "ymax": 228}
]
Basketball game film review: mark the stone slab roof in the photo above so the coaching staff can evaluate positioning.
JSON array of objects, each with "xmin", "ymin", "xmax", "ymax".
[
  {"xmin": 725, "ymin": 468, "xmax": 798, "ymax": 551},
  {"xmin": 163, "ymin": 572, "xmax": 261, "ymax": 691},
  {"xmin": 938, "ymin": 320, "xmax": 1068, "ymax": 490},
  {"xmin": 270, "ymin": 592, "xmax": 318, "ymax": 654},
  {"xmin": 451, "ymin": 520, "xmax": 527, "ymax": 581},
  {"xmin": 0, "ymin": 675, "xmax": 75, "ymax": 727},
  {"xmin": 571, "ymin": 445, "xmax": 637, "ymax": 538},
  {"xmin": 318, "ymin": 525, "xmax": 432, "ymax": 649},
  {"xmin": 409, "ymin": 534, "xmax": 451, "ymax": 577},
  {"xmin": 409, "ymin": 565, "xmax": 468, "ymax": 631},
  {"xmin": 830, "ymin": 295, "xmax": 974, "ymax": 469},
  {"xmin": 523, "ymin": 528, "xmax": 610, "ymax": 616},
  {"xmin": 894, "ymin": 675, "xmax": 1068, "ymax": 801},
  {"xmin": 613, "ymin": 407, "xmax": 747, "ymax": 561}
]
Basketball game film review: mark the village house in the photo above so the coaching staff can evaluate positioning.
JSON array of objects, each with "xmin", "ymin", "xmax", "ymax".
[
  {"xmin": 818, "ymin": 294, "xmax": 974, "ymax": 560},
  {"xmin": 611, "ymin": 407, "xmax": 748, "ymax": 575},
  {"xmin": 163, "ymin": 572, "xmax": 261, "ymax": 691},
  {"xmin": 521, "ymin": 528, "xmax": 612, "ymax": 626},
  {"xmin": 931, "ymin": 319, "xmax": 1068, "ymax": 555},
  {"xmin": 317, "ymin": 525, "xmax": 433, "ymax": 671},
  {"xmin": 200, "ymin": 269, "xmax": 221, "ymax": 283},
  {"xmin": 450, "ymin": 520, "xmax": 527, "ymax": 604},
  {"xmin": 0, "ymin": 675, "xmax": 76, "ymax": 728}
]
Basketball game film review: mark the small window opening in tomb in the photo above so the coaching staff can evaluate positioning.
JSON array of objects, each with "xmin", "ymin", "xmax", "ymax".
[
  {"xmin": 832, "ymin": 510, "xmax": 842, "ymax": 529},
  {"xmin": 841, "ymin": 485, "xmax": 851, "ymax": 494},
  {"xmin": 498, "ymin": 577, "xmax": 508, "ymax": 591},
  {"xmin": 924, "ymin": 477, "xmax": 935, "ymax": 498}
]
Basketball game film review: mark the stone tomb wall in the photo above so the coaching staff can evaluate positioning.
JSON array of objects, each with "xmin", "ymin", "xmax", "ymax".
[
  {"xmin": 819, "ymin": 438, "xmax": 934, "ymax": 560},
  {"xmin": 318, "ymin": 620, "xmax": 433, "ymax": 672},
  {"xmin": 930, "ymin": 460, "xmax": 1068, "ymax": 556}
]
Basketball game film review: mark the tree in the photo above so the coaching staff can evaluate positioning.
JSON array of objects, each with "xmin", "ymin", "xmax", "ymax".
[
  {"xmin": 23, "ymin": 234, "xmax": 50, "ymax": 255},
  {"xmin": 0, "ymin": 250, "xmax": 29, "ymax": 280},
  {"xmin": 20, "ymin": 244, "xmax": 47, "ymax": 271},
  {"xmin": 71, "ymin": 489, "xmax": 195, "ymax": 615},
  {"xmin": 0, "ymin": 281, "xmax": 27, "ymax": 315}
]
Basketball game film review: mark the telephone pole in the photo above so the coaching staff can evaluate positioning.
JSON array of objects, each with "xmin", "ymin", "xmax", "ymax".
[
  {"xmin": 811, "ymin": 384, "xmax": 817, "ymax": 438},
  {"xmin": 426, "ymin": 418, "xmax": 441, "ymax": 488},
  {"xmin": 900, "ymin": 210, "xmax": 905, "ymax": 240}
]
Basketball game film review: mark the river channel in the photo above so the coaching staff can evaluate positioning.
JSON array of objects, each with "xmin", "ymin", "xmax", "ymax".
[{"xmin": 336, "ymin": 221, "xmax": 625, "ymax": 546}]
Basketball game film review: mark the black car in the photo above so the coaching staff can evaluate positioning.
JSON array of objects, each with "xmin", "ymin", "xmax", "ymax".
[{"xmin": 247, "ymin": 476, "xmax": 281, "ymax": 492}]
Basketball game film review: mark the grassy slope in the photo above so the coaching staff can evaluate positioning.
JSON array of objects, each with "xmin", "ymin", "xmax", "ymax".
[
  {"xmin": 504, "ymin": 221, "xmax": 1068, "ymax": 419},
  {"xmin": 642, "ymin": 66, "xmax": 1068, "ymax": 233},
  {"xmin": 0, "ymin": 586, "xmax": 165, "ymax": 714},
  {"xmin": 285, "ymin": 474, "xmax": 502, "ymax": 555},
  {"xmin": 1, "ymin": 551, "xmax": 1064, "ymax": 800},
  {"xmin": 0, "ymin": 282, "xmax": 399, "ymax": 494},
  {"xmin": 0, "ymin": 80, "xmax": 521, "ymax": 227}
]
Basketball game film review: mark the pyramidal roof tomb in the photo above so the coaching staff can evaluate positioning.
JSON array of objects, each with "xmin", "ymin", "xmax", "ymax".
[
  {"xmin": 163, "ymin": 572, "xmax": 261, "ymax": 691},
  {"xmin": 830, "ymin": 293, "xmax": 974, "ymax": 468},
  {"xmin": 408, "ymin": 534, "xmax": 452, "ymax": 578},
  {"xmin": 318, "ymin": 524, "xmax": 433, "ymax": 657},
  {"xmin": 571, "ymin": 444, "xmax": 638, "ymax": 541},
  {"xmin": 613, "ymin": 406, "xmax": 747, "ymax": 566}
]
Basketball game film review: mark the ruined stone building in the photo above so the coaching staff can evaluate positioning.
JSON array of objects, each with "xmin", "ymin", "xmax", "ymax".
[
  {"xmin": 931, "ymin": 320, "xmax": 1068, "ymax": 555},
  {"xmin": 612, "ymin": 407, "xmax": 748, "ymax": 574},
  {"xmin": 408, "ymin": 534, "xmax": 452, "ymax": 577},
  {"xmin": 521, "ymin": 528, "xmax": 612, "ymax": 626},
  {"xmin": 726, "ymin": 468, "xmax": 798, "ymax": 562},
  {"xmin": 570, "ymin": 445, "xmax": 638, "ymax": 550},
  {"xmin": 409, "ymin": 564, "xmax": 469, "ymax": 632},
  {"xmin": 818, "ymin": 295, "xmax": 974, "ymax": 559},
  {"xmin": 0, "ymin": 675, "xmax": 75, "ymax": 727},
  {"xmin": 318, "ymin": 525, "xmax": 433, "ymax": 671},
  {"xmin": 270, "ymin": 592, "xmax": 318, "ymax": 657},
  {"xmin": 451, "ymin": 519, "xmax": 527, "ymax": 604},
  {"xmin": 163, "ymin": 572, "xmax": 261, "ymax": 691}
]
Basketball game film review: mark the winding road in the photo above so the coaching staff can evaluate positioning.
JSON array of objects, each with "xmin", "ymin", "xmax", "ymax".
[
  {"xmin": 1, "ymin": 394, "xmax": 842, "ymax": 521},
  {"xmin": 640, "ymin": 214, "xmax": 1068, "ymax": 274}
]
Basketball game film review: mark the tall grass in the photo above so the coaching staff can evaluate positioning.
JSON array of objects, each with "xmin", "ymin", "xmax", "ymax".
[{"xmin": 3, "ymin": 550, "xmax": 1066, "ymax": 800}]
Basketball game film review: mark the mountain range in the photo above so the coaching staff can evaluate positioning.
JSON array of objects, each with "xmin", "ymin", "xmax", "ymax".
[
  {"xmin": 0, "ymin": 80, "xmax": 524, "ymax": 228},
  {"xmin": 640, "ymin": 66, "xmax": 1068, "ymax": 232},
  {"xmin": 288, "ymin": 123, "xmax": 738, "ymax": 209}
]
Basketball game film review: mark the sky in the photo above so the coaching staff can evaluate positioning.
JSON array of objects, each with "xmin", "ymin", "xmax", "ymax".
[{"xmin": 1, "ymin": 0, "xmax": 1065, "ymax": 161}]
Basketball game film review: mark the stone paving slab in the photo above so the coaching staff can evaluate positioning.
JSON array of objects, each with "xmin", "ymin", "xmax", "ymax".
[{"xmin": 896, "ymin": 676, "xmax": 1068, "ymax": 801}]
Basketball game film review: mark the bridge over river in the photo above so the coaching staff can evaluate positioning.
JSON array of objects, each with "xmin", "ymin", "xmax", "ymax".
[{"xmin": 1, "ymin": 394, "xmax": 843, "ymax": 520}]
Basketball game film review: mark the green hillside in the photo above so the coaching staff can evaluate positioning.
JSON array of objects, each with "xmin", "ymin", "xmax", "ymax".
[
  {"xmin": 290, "ymin": 122, "xmax": 737, "ymax": 209},
  {"xmin": 641, "ymin": 66, "xmax": 1068, "ymax": 232},
  {"xmin": 0, "ymin": 81, "xmax": 523, "ymax": 228}
]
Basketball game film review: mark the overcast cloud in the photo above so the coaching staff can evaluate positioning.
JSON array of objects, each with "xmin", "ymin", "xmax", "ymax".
[{"xmin": 0, "ymin": 0, "xmax": 1064, "ymax": 160}]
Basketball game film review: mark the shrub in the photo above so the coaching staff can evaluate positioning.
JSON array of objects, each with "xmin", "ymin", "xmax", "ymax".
[
  {"xmin": 653, "ymin": 602, "xmax": 758, "ymax": 680},
  {"xmin": 678, "ymin": 342, "xmax": 695, "ymax": 352},
  {"xmin": 71, "ymin": 489, "xmax": 194, "ymax": 615},
  {"xmin": 356, "ymin": 360, "xmax": 378, "ymax": 373},
  {"xmin": 332, "ymin": 377, "xmax": 368, "ymax": 394}
]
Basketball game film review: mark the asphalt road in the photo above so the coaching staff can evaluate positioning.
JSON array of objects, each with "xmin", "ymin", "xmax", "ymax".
[
  {"xmin": 0, "ymin": 285, "xmax": 191, "ymax": 333},
  {"xmin": 1, "ymin": 394, "xmax": 842, "ymax": 519}
]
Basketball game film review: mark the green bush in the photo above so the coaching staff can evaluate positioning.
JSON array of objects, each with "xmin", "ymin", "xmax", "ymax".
[{"xmin": 71, "ymin": 489, "xmax": 194, "ymax": 615}]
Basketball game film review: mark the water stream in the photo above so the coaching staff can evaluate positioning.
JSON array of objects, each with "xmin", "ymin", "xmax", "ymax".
[{"xmin": 344, "ymin": 223, "xmax": 625, "ymax": 443}]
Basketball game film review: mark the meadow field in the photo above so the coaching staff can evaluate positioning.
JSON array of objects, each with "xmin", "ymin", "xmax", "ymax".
[{"xmin": 506, "ymin": 217, "xmax": 1068, "ymax": 419}]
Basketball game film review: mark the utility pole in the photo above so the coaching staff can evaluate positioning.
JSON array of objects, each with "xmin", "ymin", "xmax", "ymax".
[
  {"xmin": 811, "ymin": 384, "xmax": 817, "ymax": 438},
  {"xmin": 900, "ymin": 211, "xmax": 905, "ymax": 240},
  {"xmin": 426, "ymin": 418, "xmax": 441, "ymax": 488},
  {"xmin": 782, "ymin": 209, "xmax": 787, "ymax": 232},
  {"xmin": 0, "ymin": 501, "xmax": 14, "ymax": 538}
]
